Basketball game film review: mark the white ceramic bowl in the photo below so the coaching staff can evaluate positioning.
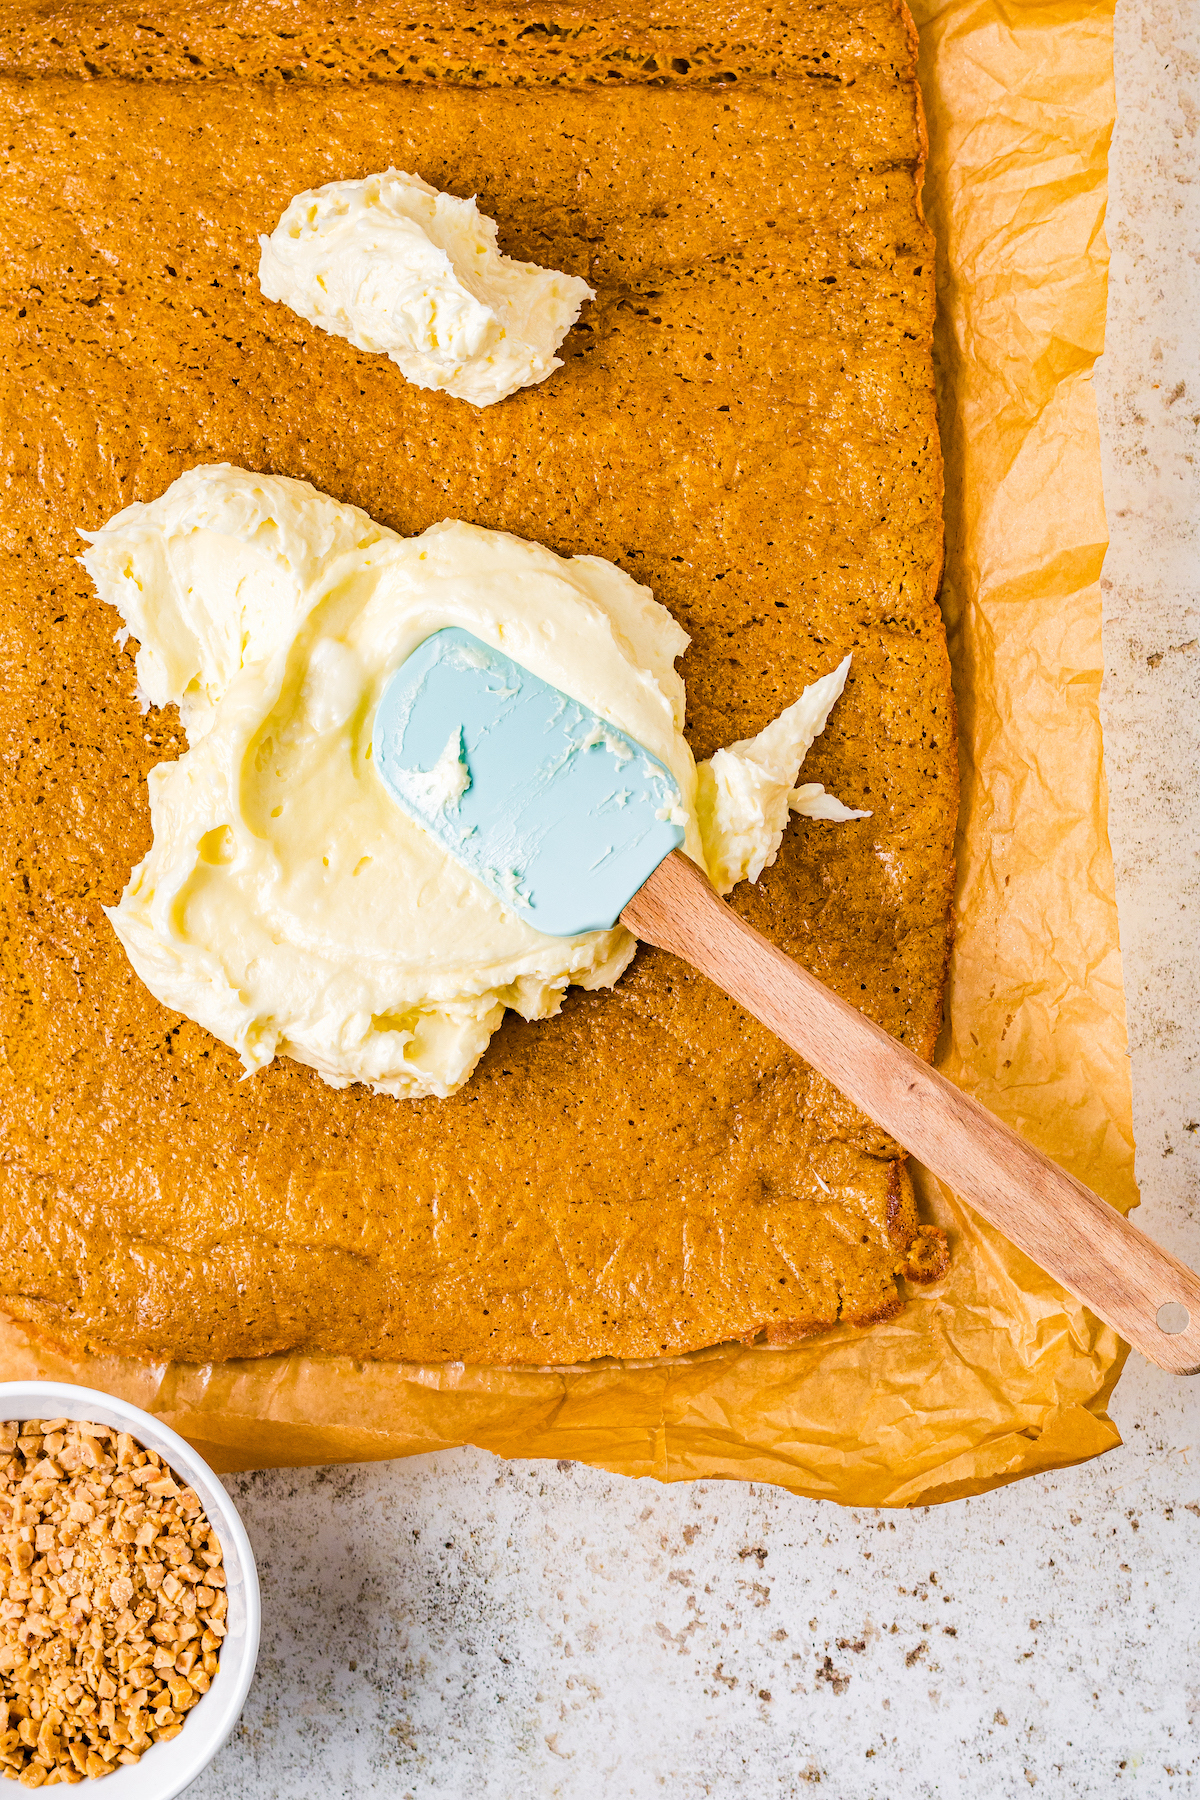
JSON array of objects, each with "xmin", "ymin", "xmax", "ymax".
[{"xmin": 0, "ymin": 1380, "xmax": 260, "ymax": 1799}]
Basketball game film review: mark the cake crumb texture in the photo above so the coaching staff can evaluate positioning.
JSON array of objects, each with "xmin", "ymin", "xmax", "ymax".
[{"xmin": 0, "ymin": 0, "xmax": 955, "ymax": 1364}]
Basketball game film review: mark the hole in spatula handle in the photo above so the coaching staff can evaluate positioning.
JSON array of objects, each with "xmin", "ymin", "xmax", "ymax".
[{"xmin": 1157, "ymin": 1301, "xmax": 1191, "ymax": 1335}]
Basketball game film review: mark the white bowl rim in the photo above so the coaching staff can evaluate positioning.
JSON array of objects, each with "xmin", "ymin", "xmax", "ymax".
[{"xmin": 0, "ymin": 1378, "xmax": 260, "ymax": 1799}]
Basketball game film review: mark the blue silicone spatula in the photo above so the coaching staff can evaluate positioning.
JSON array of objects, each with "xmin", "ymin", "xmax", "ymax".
[{"xmin": 374, "ymin": 627, "xmax": 1200, "ymax": 1375}]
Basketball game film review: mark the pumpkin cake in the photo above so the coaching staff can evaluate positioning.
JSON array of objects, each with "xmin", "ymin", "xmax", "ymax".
[{"xmin": 0, "ymin": 0, "xmax": 955, "ymax": 1365}]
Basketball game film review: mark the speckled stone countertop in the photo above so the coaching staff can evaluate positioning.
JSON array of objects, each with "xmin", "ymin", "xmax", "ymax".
[{"xmin": 189, "ymin": 3, "xmax": 1200, "ymax": 1792}]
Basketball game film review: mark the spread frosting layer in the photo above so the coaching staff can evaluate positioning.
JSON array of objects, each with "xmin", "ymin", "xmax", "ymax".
[
  {"xmin": 81, "ymin": 467, "xmax": 865, "ymax": 1098},
  {"xmin": 258, "ymin": 169, "xmax": 594, "ymax": 407}
]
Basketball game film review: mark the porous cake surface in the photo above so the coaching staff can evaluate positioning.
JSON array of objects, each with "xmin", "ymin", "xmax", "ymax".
[{"xmin": 0, "ymin": 0, "xmax": 955, "ymax": 1364}]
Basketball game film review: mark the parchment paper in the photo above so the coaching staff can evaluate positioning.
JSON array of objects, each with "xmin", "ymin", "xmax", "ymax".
[{"xmin": 1, "ymin": 0, "xmax": 1137, "ymax": 1505}]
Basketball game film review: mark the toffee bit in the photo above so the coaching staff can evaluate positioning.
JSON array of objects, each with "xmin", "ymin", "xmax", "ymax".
[{"xmin": 0, "ymin": 1421, "xmax": 226, "ymax": 1783}]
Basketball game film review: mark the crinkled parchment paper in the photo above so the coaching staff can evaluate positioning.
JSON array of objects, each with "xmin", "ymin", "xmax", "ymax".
[{"xmin": 0, "ymin": 0, "xmax": 1137, "ymax": 1504}]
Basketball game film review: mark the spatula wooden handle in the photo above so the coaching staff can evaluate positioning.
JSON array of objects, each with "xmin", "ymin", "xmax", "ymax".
[{"xmin": 621, "ymin": 850, "xmax": 1200, "ymax": 1375}]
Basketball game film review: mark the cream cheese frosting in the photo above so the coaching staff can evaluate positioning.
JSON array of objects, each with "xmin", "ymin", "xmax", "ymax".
[
  {"xmin": 81, "ymin": 466, "xmax": 866, "ymax": 1099},
  {"xmin": 257, "ymin": 169, "xmax": 594, "ymax": 407},
  {"xmin": 697, "ymin": 668, "xmax": 869, "ymax": 896}
]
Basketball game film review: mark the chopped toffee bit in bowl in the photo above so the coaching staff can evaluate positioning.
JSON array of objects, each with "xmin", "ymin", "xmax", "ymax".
[{"xmin": 0, "ymin": 1418, "xmax": 227, "ymax": 1785}]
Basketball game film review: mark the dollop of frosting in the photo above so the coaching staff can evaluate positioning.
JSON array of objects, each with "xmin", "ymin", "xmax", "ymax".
[
  {"xmin": 81, "ymin": 467, "xmax": 866, "ymax": 1099},
  {"xmin": 257, "ymin": 169, "xmax": 594, "ymax": 407}
]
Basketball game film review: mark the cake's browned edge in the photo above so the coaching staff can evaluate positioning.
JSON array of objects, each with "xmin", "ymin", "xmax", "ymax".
[
  {"xmin": 900, "ymin": 0, "xmax": 956, "ymax": 1295},
  {"xmin": 902, "ymin": 0, "xmax": 956, "ymax": 1246},
  {"xmin": 0, "ymin": 0, "xmax": 957, "ymax": 1365},
  {"xmin": 0, "ymin": 0, "xmax": 921, "ymax": 86}
]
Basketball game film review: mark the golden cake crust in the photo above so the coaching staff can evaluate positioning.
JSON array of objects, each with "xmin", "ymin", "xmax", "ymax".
[{"xmin": 0, "ymin": 0, "xmax": 955, "ymax": 1364}]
